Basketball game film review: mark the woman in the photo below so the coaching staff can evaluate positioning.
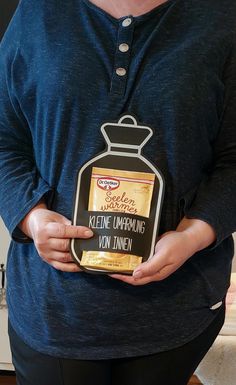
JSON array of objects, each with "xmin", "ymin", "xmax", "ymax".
[{"xmin": 0, "ymin": 0, "xmax": 235, "ymax": 384}]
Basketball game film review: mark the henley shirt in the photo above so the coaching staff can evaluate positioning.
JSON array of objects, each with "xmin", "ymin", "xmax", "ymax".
[{"xmin": 0, "ymin": 0, "xmax": 236, "ymax": 359}]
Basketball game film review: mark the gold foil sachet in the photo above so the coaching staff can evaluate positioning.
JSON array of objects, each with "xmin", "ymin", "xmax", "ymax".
[{"xmin": 70, "ymin": 114, "xmax": 165, "ymax": 274}]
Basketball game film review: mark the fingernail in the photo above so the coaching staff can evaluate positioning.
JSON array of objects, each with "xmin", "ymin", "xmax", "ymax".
[
  {"xmin": 133, "ymin": 270, "xmax": 142, "ymax": 279},
  {"xmin": 84, "ymin": 230, "xmax": 93, "ymax": 237}
]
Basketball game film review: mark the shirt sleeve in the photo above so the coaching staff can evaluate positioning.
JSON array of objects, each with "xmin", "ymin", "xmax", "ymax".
[
  {"xmin": 185, "ymin": 35, "xmax": 236, "ymax": 247},
  {"xmin": 0, "ymin": 4, "xmax": 53, "ymax": 242}
]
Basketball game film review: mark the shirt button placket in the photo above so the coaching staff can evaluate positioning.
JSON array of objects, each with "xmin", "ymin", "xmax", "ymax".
[
  {"xmin": 116, "ymin": 67, "xmax": 127, "ymax": 76},
  {"xmin": 119, "ymin": 43, "xmax": 129, "ymax": 53},
  {"xmin": 122, "ymin": 17, "xmax": 132, "ymax": 27},
  {"xmin": 110, "ymin": 16, "xmax": 134, "ymax": 96}
]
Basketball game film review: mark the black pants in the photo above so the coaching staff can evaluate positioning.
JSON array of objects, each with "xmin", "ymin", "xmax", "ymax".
[{"xmin": 9, "ymin": 306, "xmax": 225, "ymax": 385}]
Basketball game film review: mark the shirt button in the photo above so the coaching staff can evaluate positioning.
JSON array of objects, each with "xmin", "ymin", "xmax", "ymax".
[
  {"xmin": 122, "ymin": 18, "xmax": 132, "ymax": 27},
  {"xmin": 119, "ymin": 43, "xmax": 129, "ymax": 53},
  {"xmin": 116, "ymin": 67, "xmax": 127, "ymax": 76}
]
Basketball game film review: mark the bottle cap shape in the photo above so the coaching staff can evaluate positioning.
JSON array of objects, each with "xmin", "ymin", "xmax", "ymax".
[{"xmin": 101, "ymin": 115, "xmax": 153, "ymax": 150}]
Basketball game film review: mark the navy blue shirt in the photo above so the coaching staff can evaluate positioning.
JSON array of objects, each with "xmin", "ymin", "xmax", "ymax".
[{"xmin": 0, "ymin": 0, "xmax": 236, "ymax": 359}]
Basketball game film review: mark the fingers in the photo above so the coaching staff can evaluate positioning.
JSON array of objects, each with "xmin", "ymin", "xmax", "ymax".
[
  {"xmin": 43, "ymin": 251, "xmax": 73, "ymax": 263},
  {"xmin": 109, "ymin": 273, "xmax": 157, "ymax": 286},
  {"xmin": 40, "ymin": 250, "xmax": 82, "ymax": 272},
  {"xmin": 38, "ymin": 248, "xmax": 82, "ymax": 272},
  {"xmin": 109, "ymin": 245, "xmax": 173, "ymax": 285},
  {"xmin": 109, "ymin": 265, "xmax": 169, "ymax": 286},
  {"xmin": 50, "ymin": 260, "xmax": 82, "ymax": 273},
  {"xmin": 34, "ymin": 223, "xmax": 93, "ymax": 272},
  {"xmin": 49, "ymin": 238, "xmax": 71, "ymax": 252},
  {"xmin": 132, "ymin": 252, "xmax": 170, "ymax": 279},
  {"xmin": 34, "ymin": 224, "xmax": 93, "ymax": 256},
  {"xmin": 24, "ymin": 209, "xmax": 92, "ymax": 273},
  {"xmin": 45, "ymin": 223, "xmax": 93, "ymax": 239},
  {"xmin": 110, "ymin": 231, "xmax": 193, "ymax": 285}
]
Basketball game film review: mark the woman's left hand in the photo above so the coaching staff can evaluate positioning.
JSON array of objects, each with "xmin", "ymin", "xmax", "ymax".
[{"xmin": 109, "ymin": 218, "xmax": 216, "ymax": 286}]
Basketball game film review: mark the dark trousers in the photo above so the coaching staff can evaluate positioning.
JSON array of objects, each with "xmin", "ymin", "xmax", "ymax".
[{"xmin": 9, "ymin": 305, "xmax": 225, "ymax": 385}]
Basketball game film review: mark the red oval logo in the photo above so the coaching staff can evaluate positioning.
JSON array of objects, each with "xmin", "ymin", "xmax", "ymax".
[{"xmin": 97, "ymin": 177, "xmax": 120, "ymax": 191}]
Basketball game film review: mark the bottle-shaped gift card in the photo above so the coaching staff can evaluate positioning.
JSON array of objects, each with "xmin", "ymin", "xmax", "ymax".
[{"xmin": 70, "ymin": 115, "xmax": 165, "ymax": 274}]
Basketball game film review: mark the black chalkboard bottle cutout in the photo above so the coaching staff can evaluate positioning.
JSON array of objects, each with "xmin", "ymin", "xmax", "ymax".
[{"xmin": 70, "ymin": 115, "xmax": 165, "ymax": 274}]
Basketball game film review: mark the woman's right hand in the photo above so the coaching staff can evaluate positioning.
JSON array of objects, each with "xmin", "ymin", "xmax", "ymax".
[{"xmin": 19, "ymin": 201, "xmax": 93, "ymax": 272}]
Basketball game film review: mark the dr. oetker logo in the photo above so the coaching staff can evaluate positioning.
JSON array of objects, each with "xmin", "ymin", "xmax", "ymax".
[{"xmin": 97, "ymin": 177, "xmax": 120, "ymax": 190}]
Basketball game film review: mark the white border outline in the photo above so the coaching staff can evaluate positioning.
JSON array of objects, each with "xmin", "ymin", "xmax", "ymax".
[{"xmin": 71, "ymin": 115, "xmax": 164, "ymax": 273}]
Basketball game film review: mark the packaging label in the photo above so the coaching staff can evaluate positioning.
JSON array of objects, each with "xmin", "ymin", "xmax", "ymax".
[{"xmin": 81, "ymin": 167, "xmax": 155, "ymax": 272}]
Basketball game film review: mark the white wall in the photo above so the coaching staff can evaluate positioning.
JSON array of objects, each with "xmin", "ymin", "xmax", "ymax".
[
  {"xmin": 0, "ymin": 217, "xmax": 10, "ymax": 265},
  {"xmin": 0, "ymin": 218, "xmax": 13, "ymax": 369}
]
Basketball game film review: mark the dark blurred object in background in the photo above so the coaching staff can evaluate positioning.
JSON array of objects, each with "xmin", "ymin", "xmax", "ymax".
[{"xmin": 0, "ymin": 0, "xmax": 19, "ymax": 40}]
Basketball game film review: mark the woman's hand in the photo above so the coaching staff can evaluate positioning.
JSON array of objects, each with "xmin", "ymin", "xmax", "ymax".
[
  {"xmin": 110, "ymin": 218, "xmax": 216, "ymax": 285},
  {"xmin": 19, "ymin": 201, "xmax": 93, "ymax": 272}
]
